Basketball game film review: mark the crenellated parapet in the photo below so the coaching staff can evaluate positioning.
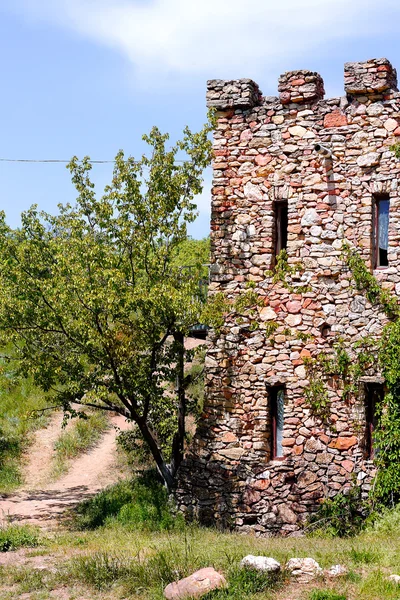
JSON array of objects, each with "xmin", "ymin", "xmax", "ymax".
[
  {"xmin": 278, "ymin": 69, "xmax": 325, "ymax": 104},
  {"xmin": 206, "ymin": 79, "xmax": 262, "ymax": 111},
  {"xmin": 344, "ymin": 58, "xmax": 398, "ymax": 97},
  {"xmin": 207, "ymin": 59, "xmax": 399, "ymax": 112}
]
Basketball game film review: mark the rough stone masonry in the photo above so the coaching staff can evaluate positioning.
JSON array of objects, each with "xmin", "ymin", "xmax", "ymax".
[{"xmin": 177, "ymin": 58, "xmax": 400, "ymax": 535}]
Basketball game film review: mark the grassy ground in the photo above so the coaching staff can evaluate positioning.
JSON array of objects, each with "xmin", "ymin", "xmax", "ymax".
[
  {"xmin": 51, "ymin": 411, "xmax": 110, "ymax": 479},
  {"xmin": 2, "ymin": 520, "xmax": 400, "ymax": 599},
  {"xmin": 1, "ymin": 480, "xmax": 400, "ymax": 599},
  {"xmin": 0, "ymin": 376, "xmax": 50, "ymax": 493}
]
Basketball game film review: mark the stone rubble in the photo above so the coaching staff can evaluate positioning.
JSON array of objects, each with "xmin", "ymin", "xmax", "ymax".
[
  {"xmin": 240, "ymin": 555, "xmax": 281, "ymax": 572},
  {"xmin": 326, "ymin": 564, "xmax": 348, "ymax": 577},
  {"xmin": 286, "ymin": 558, "xmax": 323, "ymax": 583},
  {"xmin": 164, "ymin": 567, "xmax": 227, "ymax": 600},
  {"xmin": 177, "ymin": 58, "xmax": 400, "ymax": 535},
  {"xmin": 163, "ymin": 558, "xmax": 355, "ymax": 597}
]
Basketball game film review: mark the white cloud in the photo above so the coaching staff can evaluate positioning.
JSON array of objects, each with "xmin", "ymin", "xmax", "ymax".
[
  {"xmin": 8, "ymin": 0, "xmax": 400, "ymax": 237},
  {"xmin": 11, "ymin": 0, "xmax": 400, "ymax": 87}
]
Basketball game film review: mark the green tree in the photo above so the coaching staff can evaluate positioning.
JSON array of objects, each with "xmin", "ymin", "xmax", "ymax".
[
  {"xmin": 171, "ymin": 237, "xmax": 210, "ymax": 271},
  {"xmin": 0, "ymin": 123, "xmax": 212, "ymax": 490}
]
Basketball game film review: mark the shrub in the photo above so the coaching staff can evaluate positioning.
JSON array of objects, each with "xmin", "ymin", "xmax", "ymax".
[
  {"xmin": 70, "ymin": 552, "xmax": 133, "ymax": 590},
  {"xmin": 201, "ymin": 565, "xmax": 285, "ymax": 599},
  {"xmin": 117, "ymin": 429, "xmax": 150, "ymax": 469},
  {"xmin": 309, "ymin": 592, "xmax": 346, "ymax": 600},
  {"xmin": 0, "ymin": 524, "xmax": 39, "ymax": 552},
  {"xmin": 72, "ymin": 480, "xmax": 137, "ymax": 529},
  {"xmin": 365, "ymin": 504, "xmax": 400, "ymax": 534},
  {"xmin": 72, "ymin": 472, "xmax": 184, "ymax": 531},
  {"xmin": 348, "ymin": 547, "xmax": 381, "ymax": 565},
  {"xmin": 307, "ymin": 486, "xmax": 367, "ymax": 537}
]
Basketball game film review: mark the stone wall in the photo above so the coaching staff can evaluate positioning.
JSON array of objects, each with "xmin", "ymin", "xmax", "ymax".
[{"xmin": 177, "ymin": 58, "xmax": 400, "ymax": 536}]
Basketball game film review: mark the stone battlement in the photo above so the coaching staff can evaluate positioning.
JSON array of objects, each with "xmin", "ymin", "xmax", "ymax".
[
  {"xmin": 344, "ymin": 58, "xmax": 398, "ymax": 96},
  {"xmin": 278, "ymin": 70, "xmax": 325, "ymax": 105},
  {"xmin": 206, "ymin": 58, "xmax": 398, "ymax": 111},
  {"xmin": 206, "ymin": 79, "xmax": 262, "ymax": 110}
]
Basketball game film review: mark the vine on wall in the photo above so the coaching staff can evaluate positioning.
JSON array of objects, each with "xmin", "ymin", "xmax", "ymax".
[
  {"xmin": 265, "ymin": 249, "xmax": 311, "ymax": 293},
  {"xmin": 340, "ymin": 245, "xmax": 400, "ymax": 507},
  {"xmin": 205, "ymin": 242, "xmax": 400, "ymax": 508},
  {"xmin": 201, "ymin": 281, "xmax": 264, "ymax": 336},
  {"xmin": 304, "ymin": 336, "xmax": 378, "ymax": 423},
  {"xmin": 270, "ymin": 244, "xmax": 400, "ymax": 508}
]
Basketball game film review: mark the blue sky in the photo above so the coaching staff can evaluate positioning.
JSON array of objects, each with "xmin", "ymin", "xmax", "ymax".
[{"xmin": 0, "ymin": 0, "xmax": 400, "ymax": 239}]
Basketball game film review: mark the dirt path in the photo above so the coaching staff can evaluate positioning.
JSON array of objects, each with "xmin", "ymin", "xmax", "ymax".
[
  {"xmin": 0, "ymin": 413, "xmax": 131, "ymax": 528},
  {"xmin": 0, "ymin": 338, "xmax": 205, "ymax": 530},
  {"xmin": 22, "ymin": 412, "xmax": 65, "ymax": 490}
]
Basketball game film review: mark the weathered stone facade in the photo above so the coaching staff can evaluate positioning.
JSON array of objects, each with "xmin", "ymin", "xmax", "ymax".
[{"xmin": 177, "ymin": 58, "xmax": 400, "ymax": 535}]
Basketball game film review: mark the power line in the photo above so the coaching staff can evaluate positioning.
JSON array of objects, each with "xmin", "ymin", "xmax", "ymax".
[
  {"xmin": 0, "ymin": 157, "xmax": 189, "ymax": 165},
  {"xmin": 0, "ymin": 158, "xmax": 115, "ymax": 164}
]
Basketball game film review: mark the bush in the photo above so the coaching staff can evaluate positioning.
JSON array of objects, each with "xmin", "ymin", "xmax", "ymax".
[
  {"xmin": 72, "ymin": 480, "xmax": 137, "ymax": 529},
  {"xmin": 69, "ymin": 544, "xmax": 198, "ymax": 592},
  {"xmin": 365, "ymin": 503, "xmax": 400, "ymax": 534},
  {"xmin": 307, "ymin": 486, "xmax": 367, "ymax": 537},
  {"xmin": 72, "ymin": 472, "xmax": 184, "ymax": 531},
  {"xmin": 117, "ymin": 429, "xmax": 149, "ymax": 469},
  {"xmin": 69, "ymin": 550, "xmax": 284, "ymax": 597},
  {"xmin": 201, "ymin": 566, "xmax": 285, "ymax": 600},
  {"xmin": 0, "ymin": 524, "xmax": 39, "ymax": 552},
  {"xmin": 70, "ymin": 552, "xmax": 133, "ymax": 590},
  {"xmin": 309, "ymin": 592, "xmax": 346, "ymax": 600},
  {"xmin": 348, "ymin": 547, "xmax": 381, "ymax": 565}
]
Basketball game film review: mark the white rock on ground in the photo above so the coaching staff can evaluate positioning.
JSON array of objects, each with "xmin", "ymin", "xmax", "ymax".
[
  {"xmin": 164, "ymin": 567, "xmax": 227, "ymax": 600},
  {"xmin": 389, "ymin": 574, "xmax": 400, "ymax": 584},
  {"xmin": 240, "ymin": 555, "xmax": 281, "ymax": 572},
  {"xmin": 327, "ymin": 564, "xmax": 348, "ymax": 577},
  {"xmin": 286, "ymin": 558, "xmax": 322, "ymax": 583}
]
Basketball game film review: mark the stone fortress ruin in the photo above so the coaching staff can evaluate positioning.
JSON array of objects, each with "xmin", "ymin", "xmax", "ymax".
[{"xmin": 177, "ymin": 58, "xmax": 400, "ymax": 536}]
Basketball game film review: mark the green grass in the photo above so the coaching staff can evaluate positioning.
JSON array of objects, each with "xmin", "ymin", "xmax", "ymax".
[
  {"xmin": 71, "ymin": 473, "xmax": 184, "ymax": 531},
  {"xmin": 51, "ymin": 411, "xmax": 109, "ymax": 478},
  {"xmin": 67, "ymin": 553, "xmax": 285, "ymax": 598},
  {"xmin": 0, "ymin": 374, "xmax": 50, "ymax": 493},
  {"xmin": 0, "ymin": 523, "xmax": 40, "ymax": 552},
  {"xmin": 2, "ymin": 521, "xmax": 400, "ymax": 600},
  {"xmin": 347, "ymin": 547, "xmax": 381, "ymax": 565},
  {"xmin": 69, "ymin": 552, "xmax": 134, "ymax": 590},
  {"xmin": 4, "ymin": 478, "xmax": 400, "ymax": 599},
  {"xmin": 202, "ymin": 567, "xmax": 285, "ymax": 599},
  {"xmin": 309, "ymin": 592, "xmax": 347, "ymax": 600}
]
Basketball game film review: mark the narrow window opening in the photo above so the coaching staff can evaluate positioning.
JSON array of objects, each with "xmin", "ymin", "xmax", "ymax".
[
  {"xmin": 271, "ymin": 386, "xmax": 285, "ymax": 459},
  {"xmin": 373, "ymin": 195, "xmax": 390, "ymax": 268},
  {"xmin": 321, "ymin": 323, "xmax": 331, "ymax": 338},
  {"xmin": 364, "ymin": 383, "xmax": 383, "ymax": 459},
  {"xmin": 274, "ymin": 201, "xmax": 288, "ymax": 258}
]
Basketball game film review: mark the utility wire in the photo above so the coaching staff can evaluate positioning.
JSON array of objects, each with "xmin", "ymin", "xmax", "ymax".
[
  {"xmin": 0, "ymin": 157, "xmax": 188, "ymax": 165},
  {"xmin": 0, "ymin": 158, "xmax": 115, "ymax": 164}
]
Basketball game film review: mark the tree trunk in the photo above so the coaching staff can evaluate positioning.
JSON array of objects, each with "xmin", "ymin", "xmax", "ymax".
[
  {"xmin": 135, "ymin": 414, "xmax": 174, "ymax": 491},
  {"xmin": 170, "ymin": 330, "xmax": 186, "ymax": 479}
]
